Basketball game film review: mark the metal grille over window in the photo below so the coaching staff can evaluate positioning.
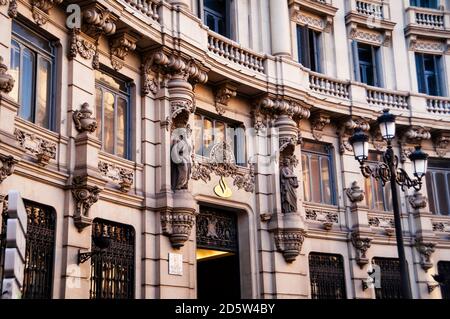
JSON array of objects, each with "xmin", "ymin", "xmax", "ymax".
[
  {"xmin": 90, "ymin": 219, "xmax": 135, "ymax": 299},
  {"xmin": 309, "ymin": 253, "xmax": 346, "ymax": 299},
  {"xmin": 22, "ymin": 201, "xmax": 56, "ymax": 299},
  {"xmin": 373, "ymin": 257, "xmax": 403, "ymax": 299},
  {"xmin": 196, "ymin": 209, "xmax": 238, "ymax": 252},
  {"xmin": 437, "ymin": 261, "xmax": 450, "ymax": 299}
]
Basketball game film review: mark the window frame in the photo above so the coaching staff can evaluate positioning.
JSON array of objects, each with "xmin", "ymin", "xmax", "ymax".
[
  {"xmin": 95, "ymin": 68, "xmax": 132, "ymax": 160},
  {"xmin": 297, "ymin": 25, "xmax": 322, "ymax": 73},
  {"xmin": 194, "ymin": 111, "xmax": 247, "ymax": 167},
  {"xmin": 10, "ymin": 20, "xmax": 56, "ymax": 130},
  {"xmin": 426, "ymin": 159, "xmax": 450, "ymax": 215},
  {"xmin": 353, "ymin": 41, "xmax": 382, "ymax": 87},
  {"xmin": 410, "ymin": 0, "xmax": 439, "ymax": 9},
  {"xmin": 200, "ymin": 0, "xmax": 232, "ymax": 38},
  {"xmin": 415, "ymin": 52, "xmax": 444, "ymax": 97},
  {"xmin": 301, "ymin": 141, "xmax": 337, "ymax": 206}
]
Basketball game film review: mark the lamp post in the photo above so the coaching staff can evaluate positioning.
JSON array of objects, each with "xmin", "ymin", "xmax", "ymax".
[{"xmin": 349, "ymin": 109, "xmax": 429, "ymax": 299}]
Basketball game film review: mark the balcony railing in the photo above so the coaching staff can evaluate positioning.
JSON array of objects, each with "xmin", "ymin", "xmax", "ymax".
[
  {"xmin": 207, "ymin": 31, "xmax": 265, "ymax": 73},
  {"xmin": 367, "ymin": 87, "xmax": 409, "ymax": 110},
  {"xmin": 122, "ymin": 0, "xmax": 160, "ymax": 22},
  {"xmin": 427, "ymin": 96, "xmax": 450, "ymax": 114},
  {"xmin": 406, "ymin": 6, "xmax": 447, "ymax": 29},
  {"xmin": 356, "ymin": 0, "xmax": 383, "ymax": 19},
  {"xmin": 309, "ymin": 72, "xmax": 350, "ymax": 100}
]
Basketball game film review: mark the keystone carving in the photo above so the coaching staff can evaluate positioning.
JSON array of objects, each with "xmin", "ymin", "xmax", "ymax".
[
  {"xmin": 0, "ymin": 154, "xmax": 18, "ymax": 184},
  {"xmin": 311, "ymin": 112, "xmax": 331, "ymax": 141},
  {"xmin": 338, "ymin": 117, "xmax": 370, "ymax": 154},
  {"xmin": 351, "ymin": 232, "xmax": 372, "ymax": 268},
  {"xmin": 30, "ymin": 0, "xmax": 63, "ymax": 25},
  {"xmin": 273, "ymin": 229, "xmax": 306, "ymax": 263},
  {"xmin": 0, "ymin": 56, "xmax": 14, "ymax": 96},
  {"xmin": 415, "ymin": 238, "xmax": 436, "ymax": 272},
  {"xmin": 409, "ymin": 191, "xmax": 427, "ymax": 210},
  {"xmin": 433, "ymin": 132, "xmax": 450, "ymax": 157},
  {"xmin": 71, "ymin": 176, "xmax": 102, "ymax": 231},
  {"xmin": 73, "ymin": 102, "xmax": 98, "ymax": 133},
  {"xmin": 109, "ymin": 32, "xmax": 138, "ymax": 71},
  {"xmin": 14, "ymin": 129, "xmax": 56, "ymax": 166},
  {"xmin": 346, "ymin": 181, "xmax": 365, "ymax": 203},
  {"xmin": 161, "ymin": 208, "xmax": 198, "ymax": 248},
  {"xmin": 214, "ymin": 82, "xmax": 237, "ymax": 115},
  {"xmin": 98, "ymin": 161, "xmax": 134, "ymax": 193}
]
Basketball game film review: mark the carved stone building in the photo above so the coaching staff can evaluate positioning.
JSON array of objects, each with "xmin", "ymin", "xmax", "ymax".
[{"xmin": 0, "ymin": 0, "xmax": 450, "ymax": 299}]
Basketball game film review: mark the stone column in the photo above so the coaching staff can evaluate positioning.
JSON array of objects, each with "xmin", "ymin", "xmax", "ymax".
[
  {"xmin": 269, "ymin": 0, "xmax": 292, "ymax": 57},
  {"xmin": 168, "ymin": 0, "xmax": 191, "ymax": 10}
]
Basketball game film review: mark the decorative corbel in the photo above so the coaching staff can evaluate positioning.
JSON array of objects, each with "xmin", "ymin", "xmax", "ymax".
[
  {"xmin": 433, "ymin": 131, "xmax": 450, "ymax": 157},
  {"xmin": 338, "ymin": 117, "xmax": 370, "ymax": 154},
  {"xmin": 73, "ymin": 102, "xmax": 97, "ymax": 133},
  {"xmin": 109, "ymin": 32, "xmax": 138, "ymax": 71},
  {"xmin": 324, "ymin": 16, "xmax": 334, "ymax": 33},
  {"xmin": 214, "ymin": 82, "xmax": 237, "ymax": 116},
  {"xmin": 408, "ymin": 34, "xmax": 418, "ymax": 51},
  {"xmin": 161, "ymin": 207, "xmax": 198, "ymax": 248},
  {"xmin": 382, "ymin": 30, "xmax": 392, "ymax": 47},
  {"xmin": 415, "ymin": 238, "xmax": 436, "ymax": 272},
  {"xmin": 310, "ymin": 112, "xmax": 331, "ymax": 141},
  {"xmin": 351, "ymin": 231, "xmax": 372, "ymax": 268},
  {"xmin": 400, "ymin": 126, "xmax": 431, "ymax": 162},
  {"xmin": 0, "ymin": 154, "xmax": 18, "ymax": 184},
  {"xmin": 68, "ymin": 28, "xmax": 96, "ymax": 60},
  {"xmin": 408, "ymin": 191, "xmax": 427, "ymax": 210},
  {"xmin": 0, "ymin": 56, "xmax": 15, "ymax": 96},
  {"xmin": 346, "ymin": 181, "xmax": 365, "ymax": 203},
  {"xmin": 2, "ymin": 0, "xmax": 17, "ymax": 17},
  {"xmin": 274, "ymin": 229, "xmax": 306, "ymax": 263},
  {"xmin": 30, "ymin": 0, "xmax": 63, "ymax": 26},
  {"xmin": 71, "ymin": 176, "xmax": 102, "ymax": 232}
]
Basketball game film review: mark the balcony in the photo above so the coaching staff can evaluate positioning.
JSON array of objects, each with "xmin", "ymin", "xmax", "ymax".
[{"xmin": 405, "ymin": 5, "xmax": 450, "ymax": 39}]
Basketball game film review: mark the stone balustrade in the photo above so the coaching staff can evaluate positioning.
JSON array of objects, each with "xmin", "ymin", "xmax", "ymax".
[
  {"xmin": 427, "ymin": 96, "xmax": 450, "ymax": 115},
  {"xmin": 406, "ymin": 6, "xmax": 447, "ymax": 29},
  {"xmin": 122, "ymin": 0, "xmax": 160, "ymax": 22},
  {"xmin": 309, "ymin": 71, "xmax": 350, "ymax": 100},
  {"xmin": 355, "ymin": 0, "xmax": 384, "ymax": 19},
  {"xmin": 366, "ymin": 87, "xmax": 409, "ymax": 110}
]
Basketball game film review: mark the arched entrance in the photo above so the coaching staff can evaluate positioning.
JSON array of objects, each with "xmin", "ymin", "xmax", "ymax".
[{"xmin": 196, "ymin": 206, "xmax": 241, "ymax": 299}]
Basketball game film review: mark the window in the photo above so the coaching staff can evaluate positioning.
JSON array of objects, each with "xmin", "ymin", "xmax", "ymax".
[
  {"xmin": 297, "ymin": 25, "xmax": 321, "ymax": 72},
  {"xmin": 309, "ymin": 253, "xmax": 346, "ymax": 299},
  {"xmin": 90, "ymin": 219, "xmax": 135, "ymax": 299},
  {"xmin": 415, "ymin": 53, "xmax": 444, "ymax": 96},
  {"xmin": 194, "ymin": 113, "xmax": 246, "ymax": 166},
  {"xmin": 410, "ymin": 0, "xmax": 439, "ymax": 9},
  {"xmin": 0, "ymin": 199, "xmax": 56, "ymax": 299},
  {"xmin": 353, "ymin": 42, "xmax": 382, "ymax": 87},
  {"xmin": 373, "ymin": 257, "xmax": 403, "ymax": 299},
  {"xmin": 437, "ymin": 261, "xmax": 450, "ymax": 299},
  {"xmin": 203, "ymin": 0, "xmax": 230, "ymax": 37},
  {"xmin": 365, "ymin": 152, "xmax": 393, "ymax": 211},
  {"xmin": 426, "ymin": 159, "xmax": 450, "ymax": 215},
  {"xmin": 302, "ymin": 141, "xmax": 335, "ymax": 205},
  {"xmin": 95, "ymin": 70, "xmax": 131, "ymax": 159},
  {"xmin": 10, "ymin": 20, "xmax": 55, "ymax": 129}
]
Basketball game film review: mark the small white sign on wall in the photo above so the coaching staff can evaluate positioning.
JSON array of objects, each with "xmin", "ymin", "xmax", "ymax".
[{"xmin": 168, "ymin": 253, "xmax": 183, "ymax": 276}]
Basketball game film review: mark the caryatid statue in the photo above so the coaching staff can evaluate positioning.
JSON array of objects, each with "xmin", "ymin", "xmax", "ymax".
[{"xmin": 280, "ymin": 157, "xmax": 299, "ymax": 213}]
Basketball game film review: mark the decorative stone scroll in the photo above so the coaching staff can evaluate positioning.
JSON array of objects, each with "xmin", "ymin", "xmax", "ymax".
[
  {"xmin": 400, "ymin": 126, "xmax": 431, "ymax": 162},
  {"xmin": 30, "ymin": 0, "xmax": 63, "ymax": 25},
  {"xmin": 0, "ymin": 56, "xmax": 15, "ymax": 96},
  {"xmin": 14, "ymin": 129, "xmax": 56, "ymax": 166},
  {"xmin": 71, "ymin": 176, "xmax": 102, "ymax": 231},
  {"xmin": 337, "ymin": 117, "xmax": 370, "ymax": 154},
  {"xmin": 310, "ymin": 112, "xmax": 331, "ymax": 141},
  {"xmin": 351, "ymin": 231, "xmax": 372, "ymax": 268},
  {"xmin": 214, "ymin": 82, "xmax": 237, "ymax": 116},
  {"xmin": 433, "ymin": 131, "xmax": 450, "ymax": 157},
  {"xmin": 0, "ymin": 154, "xmax": 18, "ymax": 184},
  {"xmin": 109, "ymin": 32, "xmax": 138, "ymax": 71},
  {"xmin": 274, "ymin": 229, "xmax": 306, "ymax": 263},
  {"xmin": 98, "ymin": 161, "xmax": 134, "ymax": 192},
  {"xmin": 7, "ymin": 0, "xmax": 17, "ymax": 18},
  {"xmin": 415, "ymin": 238, "xmax": 436, "ymax": 272},
  {"xmin": 73, "ymin": 102, "xmax": 98, "ymax": 133}
]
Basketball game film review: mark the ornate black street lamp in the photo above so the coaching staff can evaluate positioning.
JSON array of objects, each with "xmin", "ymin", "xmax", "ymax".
[{"xmin": 349, "ymin": 109, "xmax": 429, "ymax": 299}]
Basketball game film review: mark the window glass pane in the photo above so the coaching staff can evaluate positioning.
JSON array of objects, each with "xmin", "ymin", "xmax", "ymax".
[
  {"xmin": 194, "ymin": 114, "xmax": 202, "ymax": 156},
  {"xmin": 310, "ymin": 155, "xmax": 321, "ymax": 203},
  {"xmin": 436, "ymin": 173, "xmax": 449, "ymax": 214},
  {"xmin": 446, "ymin": 174, "xmax": 450, "ymax": 215},
  {"xmin": 20, "ymin": 47, "xmax": 35, "ymax": 122},
  {"xmin": 9, "ymin": 40, "xmax": 20, "ymax": 103},
  {"xmin": 103, "ymin": 91, "xmax": 115, "ymax": 154},
  {"xmin": 303, "ymin": 141, "xmax": 328, "ymax": 154},
  {"xmin": 234, "ymin": 127, "xmax": 246, "ymax": 166},
  {"xmin": 203, "ymin": 118, "xmax": 213, "ymax": 157},
  {"xmin": 302, "ymin": 154, "xmax": 310, "ymax": 202},
  {"xmin": 373, "ymin": 179, "xmax": 385, "ymax": 211},
  {"xmin": 426, "ymin": 172, "xmax": 436, "ymax": 214},
  {"xmin": 116, "ymin": 97, "xmax": 127, "ymax": 158},
  {"xmin": 95, "ymin": 87, "xmax": 102, "ymax": 140},
  {"xmin": 383, "ymin": 182, "xmax": 392, "ymax": 211},
  {"xmin": 365, "ymin": 177, "xmax": 374, "ymax": 209},
  {"xmin": 12, "ymin": 21, "xmax": 52, "ymax": 52},
  {"xmin": 215, "ymin": 121, "xmax": 225, "ymax": 143},
  {"xmin": 321, "ymin": 157, "xmax": 332, "ymax": 204},
  {"xmin": 36, "ymin": 57, "xmax": 51, "ymax": 128},
  {"xmin": 95, "ymin": 70, "xmax": 127, "ymax": 93}
]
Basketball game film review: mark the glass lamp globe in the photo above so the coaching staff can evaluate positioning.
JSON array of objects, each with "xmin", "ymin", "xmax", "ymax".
[
  {"xmin": 409, "ymin": 146, "xmax": 429, "ymax": 179},
  {"xmin": 377, "ymin": 109, "xmax": 396, "ymax": 141},
  {"xmin": 349, "ymin": 128, "xmax": 369, "ymax": 162}
]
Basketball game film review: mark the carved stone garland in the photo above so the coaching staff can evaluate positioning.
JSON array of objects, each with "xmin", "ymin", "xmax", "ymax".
[
  {"xmin": 98, "ymin": 161, "xmax": 134, "ymax": 193},
  {"xmin": 14, "ymin": 129, "xmax": 56, "ymax": 166},
  {"xmin": 71, "ymin": 176, "xmax": 102, "ymax": 231},
  {"xmin": 30, "ymin": 0, "xmax": 63, "ymax": 25}
]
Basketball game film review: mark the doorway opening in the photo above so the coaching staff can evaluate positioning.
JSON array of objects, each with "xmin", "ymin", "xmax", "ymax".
[{"xmin": 196, "ymin": 207, "xmax": 240, "ymax": 299}]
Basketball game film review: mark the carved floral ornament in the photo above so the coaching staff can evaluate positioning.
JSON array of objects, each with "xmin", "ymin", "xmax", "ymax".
[
  {"xmin": 289, "ymin": 1, "xmax": 336, "ymax": 33},
  {"xmin": 274, "ymin": 229, "xmax": 306, "ymax": 263},
  {"xmin": 415, "ymin": 238, "xmax": 436, "ymax": 272},
  {"xmin": 14, "ymin": 129, "xmax": 56, "ymax": 166},
  {"xmin": 433, "ymin": 131, "xmax": 450, "ymax": 157},
  {"xmin": 349, "ymin": 23, "xmax": 391, "ymax": 47},
  {"xmin": 98, "ymin": 161, "xmax": 134, "ymax": 193},
  {"xmin": 161, "ymin": 207, "xmax": 198, "ymax": 249},
  {"xmin": 351, "ymin": 231, "xmax": 372, "ymax": 268},
  {"xmin": 0, "ymin": 56, "xmax": 15, "ymax": 96},
  {"xmin": 0, "ymin": 154, "xmax": 18, "ymax": 184},
  {"xmin": 31, "ymin": 0, "xmax": 63, "ymax": 25},
  {"xmin": 73, "ymin": 102, "xmax": 97, "ymax": 133},
  {"xmin": 71, "ymin": 176, "xmax": 102, "ymax": 231}
]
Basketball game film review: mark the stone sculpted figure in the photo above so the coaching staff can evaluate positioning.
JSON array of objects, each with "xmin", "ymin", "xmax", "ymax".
[
  {"xmin": 171, "ymin": 127, "xmax": 192, "ymax": 190},
  {"xmin": 280, "ymin": 157, "xmax": 299, "ymax": 213}
]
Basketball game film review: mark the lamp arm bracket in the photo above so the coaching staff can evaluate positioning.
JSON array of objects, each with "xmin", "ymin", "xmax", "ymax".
[{"xmin": 395, "ymin": 168, "xmax": 422, "ymax": 191}]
